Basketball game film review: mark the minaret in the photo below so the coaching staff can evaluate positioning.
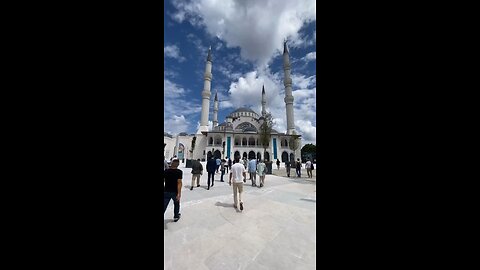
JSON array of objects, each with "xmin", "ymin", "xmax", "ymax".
[
  {"xmin": 197, "ymin": 47, "xmax": 213, "ymax": 134},
  {"xmin": 283, "ymin": 41, "xmax": 296, "ymax": 135},
  {"xmin": 261, "ymin": 85, "xmax": 266, "ymax": 117},
  {"xmin": 213, "ymin": 91, "xmax": 218, "ymax": 127}
]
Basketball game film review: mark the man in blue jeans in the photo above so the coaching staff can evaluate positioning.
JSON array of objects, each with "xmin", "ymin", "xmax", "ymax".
[{"xmin": 164, "ymin": 159, "xmax": 183, "ymax": 222}]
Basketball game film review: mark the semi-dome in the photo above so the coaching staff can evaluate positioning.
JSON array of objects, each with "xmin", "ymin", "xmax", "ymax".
[{"xmin": 244, "ymin": 126, "xmax": 257, "ymax": 132}]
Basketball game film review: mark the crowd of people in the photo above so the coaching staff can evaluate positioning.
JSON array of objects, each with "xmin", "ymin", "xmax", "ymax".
[{"xmin": 164, "ymin": 155, "xmax": 314, "ymax": 222}]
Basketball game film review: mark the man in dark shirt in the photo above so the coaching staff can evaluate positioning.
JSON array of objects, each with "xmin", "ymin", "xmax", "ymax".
[
  {"xmin": 164, "ymin": 159, "xmax": 183, "ymax": 222},
  {"xmin": 206, "ymin": 156, "xmax": 217, "ymax": 190},
  {"xmin": 295, "ymin": 158, "xmax": 302, "ymax": 178},
  {"xmin": 190, "ymin": 159, "xmax": 203, "ymax": 190},
  {"xmin": 285, "ymin": 160, "xmax": 291, "ymax": 177}
]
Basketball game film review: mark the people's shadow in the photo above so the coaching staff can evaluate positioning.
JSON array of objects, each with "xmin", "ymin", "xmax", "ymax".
[
  {"xmin": 215, "ymin": 201, "xmax": 241, "ymax": 212},
  {"xmin": 164, "ymin": 219, "xmax": 174, "ymax": 230}
]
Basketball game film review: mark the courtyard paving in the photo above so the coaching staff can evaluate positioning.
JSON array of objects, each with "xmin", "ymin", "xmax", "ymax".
[{"xmin": 164, "ymin": 162, "xmax": 317, "ymax": 270}]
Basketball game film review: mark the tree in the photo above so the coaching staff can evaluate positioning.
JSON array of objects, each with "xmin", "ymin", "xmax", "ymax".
[
  {"xmin": 258, "ymin": 113, "xmax": 273, "ymax": 162},
  {"xmin": 301, "ymin": 143, "xmax": 316, "ymax": 161},
  {"xmin": 301, "ymin": 143, "xmax": 316, "ymax": 155}
]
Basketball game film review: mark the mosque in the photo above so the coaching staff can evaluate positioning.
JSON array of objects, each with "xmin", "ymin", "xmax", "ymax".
[{"xmin": 164, "ymin": 42, "xmax": 301, "ymax": 163}]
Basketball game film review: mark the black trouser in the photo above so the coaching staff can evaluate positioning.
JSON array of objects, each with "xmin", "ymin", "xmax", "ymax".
[
  {"xmin": 164, "ymin": 192, "xmax": 180, "ymax": 218},
  {"xmin": 220, "ymin": 169, "xmax": 225, "ymax": 181},
  {"xmin": 296, "ymin": 167, "xmax": 301, "ymax": 177},
  {"xmin": 208, "ymin": 171, "xmax": 215, "ymax": 187}
]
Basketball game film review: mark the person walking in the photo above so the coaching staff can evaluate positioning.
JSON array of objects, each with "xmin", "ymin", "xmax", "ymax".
[
  {"xmin": 257, "ymin": 159, "xmax": 266, "ymax": 187},
  {"xmin": 248, "ymin": 158, "xmax": 257, "ymax": 186},
  {"xmin": 215, "ymin": 157, "xmax": 221, "ymax": 173},
  {"xmin": 276, "ymin": 159, "xmax": 280, "ymax": 170},
  {"xmin": 229, "ymin": 156, "xmax": 246, "ymax": 211},
  {"xmin": 305, "ymin": 158, "xmax": 312, "ymax": 178},
  {"xmin": 226, "ymin": 157, "xmax": 231, "ymax": 174},
  {"xmin": 285, "ymin": 160, "xmax": 291, "ymax": 177},
  {"xmin": 164, "ymin": 159, "xmax": 182, "ymax": 222},
  {"xmin": 295, "ymin": 158, "xmax": 302, "ymax": 177},
  {"xmin": 220, "ymin": 158, "xmax": 226, "ymax": 182},
  {"xmin": 190, "ymin": 159, "xmax": 203, "ymax": 190},
  {"xmin": 206, "ymin": 156, "xmax": 216, "ymax": 189}
]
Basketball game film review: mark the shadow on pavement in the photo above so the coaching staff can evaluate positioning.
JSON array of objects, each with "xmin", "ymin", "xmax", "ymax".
[
  {"xmin": 215, "ymin": 202, "xmax": 242, "ymax": 212},
  {"xmin": 215, "ymin": 201, "xmax": 233, "ymax": 208},
  {"xmin": 164, "ymin": 219, "xmax": 174, "ymax": 230}
]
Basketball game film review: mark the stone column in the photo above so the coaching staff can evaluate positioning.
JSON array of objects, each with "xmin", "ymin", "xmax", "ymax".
[
  {"xmin": 213, "ymin": 91, "xmax": 218, "ymax": 127},
  {"xmin": 198, "ymin": 47, "xmax": 213, "ymax": 134},
  {"xmin": 283, "ymin": 41, "xmax": 296, "ymax": 135},
  {"xmin": 261, "ymin": 85, "xmax": 266, "ymax": 117}
]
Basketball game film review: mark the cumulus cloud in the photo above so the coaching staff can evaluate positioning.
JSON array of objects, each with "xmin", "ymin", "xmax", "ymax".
[
  {"xmin": 164, "ymin": 45, "xmax": 186, "ymax": 62},
  {"xmin": 165, "ymin": 115, "xmax": 190, "ymax": 135},
  {"xmin": 171, "ymin": 0, "xmax": 316, "ymax": 66},
  {"xmin": 303, "ymin": 52, "xmax": 316, "ymax": 62},
  {"xmin": 164, "ymin": 79, "xmax": 186, "ymax": 96}
]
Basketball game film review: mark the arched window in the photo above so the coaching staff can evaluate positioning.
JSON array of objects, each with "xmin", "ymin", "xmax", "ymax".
[
  {"xmin": 208, "ymin": 137, "xmax": 213, "ymax": 145},
  {"xmin": 215, "ymin": 136, "xmax": 222, "ymax": 145},
  {"xmin": 235, "ymin": 137, "xmax": 240, "ymax": 146},
  {"xmin": 242, "ymin": 138, "xmax": 247, "ymax": 146},
  {"xmin": 248, "ymin": 137, "xmax": 255, "ymax": 146},
  {"xmin": 284, "ymin": 139, "xmax": 288, "ymax": 147}
]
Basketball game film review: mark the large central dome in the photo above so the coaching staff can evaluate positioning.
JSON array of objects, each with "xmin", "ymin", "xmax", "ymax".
[
  {"xmin": 228, "ymin": 107, "xmax": 260, "ymax": 120},
  {"xmin": 231, "ymin": 107, "xmax": 256, "ymax": 114}
]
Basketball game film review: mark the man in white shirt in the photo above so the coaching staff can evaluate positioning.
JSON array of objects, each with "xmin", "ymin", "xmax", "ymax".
[
  {"xmin": 229, "ymin": 157, "xmax": 247, "ymax": 211},
  {"xmin": 305, "ymin": 158, "xmax": 312, "ymax": 178}
]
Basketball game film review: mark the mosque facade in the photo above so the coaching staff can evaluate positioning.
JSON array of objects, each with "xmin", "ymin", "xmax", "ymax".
[{"xmin": 164, "ymin": 42, "xmax": 301, "ymax": 163}]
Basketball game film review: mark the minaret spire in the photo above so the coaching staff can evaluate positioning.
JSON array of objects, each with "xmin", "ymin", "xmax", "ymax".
[
  {"xmin": 283, "ymin": 39, "xmax": 289, "ymax": 55},
  {"xmin": 261, "ymin": 85, "xmax": 266, "ymax": 117},
  {"xmin": 197, "ymin": 47, "xmax": 213, "ymax": 134},
  {"xmin": 283, "ymin": 40, "xmax": 296, "ymax": 135},
  {"xmin": 207, "ymin": 46, "xmax": 212, "ymax": 62},
  {"xmin": 213, "ymin": 91, "xmax": 218, "ymax": 127}
]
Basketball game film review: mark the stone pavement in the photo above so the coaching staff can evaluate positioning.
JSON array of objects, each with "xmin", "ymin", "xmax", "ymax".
[{"xmin": 164, "ymin": 162, "xmax": 316, "ymax": 270}]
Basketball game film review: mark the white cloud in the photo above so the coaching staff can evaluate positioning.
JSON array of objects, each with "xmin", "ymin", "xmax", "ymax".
[
  {"xmin": 172, "ymin": 0, "xmax": 316, "ymax": 66},
  {"xmin": 165, "ymin": 115, "xmax": 190, "ymax": 135},
  {"xmin": 291, "ymin": 74, "xmax": 316, "ymax": 89},
  {"xmin": 164, "ymin": 79, "xmax": 186, "ymax": 96},
  {"xmin": 164, "ymin": 45, "xmax": 186, "ymax": 62},
  {"xmin": 303, "ymin": 52, "xmax": 316, "ymax": 62}
]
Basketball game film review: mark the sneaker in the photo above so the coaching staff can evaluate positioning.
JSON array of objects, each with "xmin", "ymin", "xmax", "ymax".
[
  {"xmin": 190, "ymin": 187, "xmax": 193, "ymax": 190},
  {"xmin": 174, "ymin": 214, "xmax": 181, "ymax": 222},
  {"xmin": 240, "ymin": 202, "xmax": 243, "ymax": 211},
  {"xmin": 197, "ymin": 185, "xmax": 200, "ymax": 187},
  {"xmin": 220, "ymin": 180, "xmax": 224, "ymax": 182}
]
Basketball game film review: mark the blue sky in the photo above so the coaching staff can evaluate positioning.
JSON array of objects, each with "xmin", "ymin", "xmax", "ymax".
[{"xmin": 164, "ymin": 0, "xmax": 316, "ymax": 145}]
